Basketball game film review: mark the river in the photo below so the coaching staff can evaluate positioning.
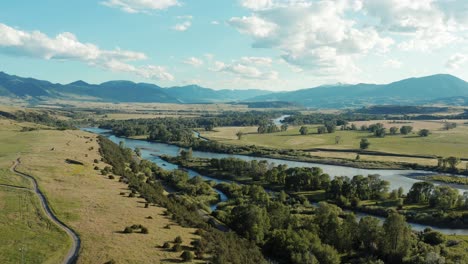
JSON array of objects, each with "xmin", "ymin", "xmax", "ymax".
[{"xmin": 82, "ymin": 127, "xmax": 468, "ymax": 235}]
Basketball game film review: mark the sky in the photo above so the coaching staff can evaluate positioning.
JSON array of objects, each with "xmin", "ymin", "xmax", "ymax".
[{"xmin": 0, "ymin": 0, "xmax": 467, "ymax": 91}]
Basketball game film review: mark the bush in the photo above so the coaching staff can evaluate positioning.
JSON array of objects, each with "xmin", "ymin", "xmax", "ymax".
[
  {"xmin": 181, "ymin": 250, "xmax": 194, "ymax": 262},
  {"xmin": 108, "ymin": 175, "xmax": 115, "ymax": 179},
  {"xmin": 174, "ymin": 236, "xmax": 183, "ymax": 244},
  {"xmin": 123, "ymin": 227, "xmax": 133, "ymax": 234},
  {"xmin": 141, "ymin": 227, "xmax": 149, "ymax": 234},
  {"xmin": 172, "ymin": 243, "xmax": 182, "ymax": 252},
  {"xmin": 163, "ymin": 242, "xmax": 171, "ymax": 249},
  {"xmin": 423, "ymin": 231, "xmax": 445, "ymax": 245}
]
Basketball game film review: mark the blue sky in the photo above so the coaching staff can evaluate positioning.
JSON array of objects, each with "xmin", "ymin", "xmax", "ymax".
[{"xmin": 1, "ymin": 0, "xmax": 467, "ymax": 91}]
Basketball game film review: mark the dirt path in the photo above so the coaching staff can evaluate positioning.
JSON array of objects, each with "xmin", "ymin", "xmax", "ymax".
[{"xmin": 10, "ymin": 159, "xmax": 81, "ymax": 264}]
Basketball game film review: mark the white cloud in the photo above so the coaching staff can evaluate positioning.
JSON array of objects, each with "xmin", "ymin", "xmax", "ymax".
[
  {"xmin": 211, "ymin": 21, "xmax": 220, "ymax": 25},
  {"xmin": 173, "ymin": 21, "xmax": 191, "ymax": 31},
  {"xmin": 240, "ymin": 56, "xmax": 273, "ymax": 66},
  {"xmin": 101, "ymin": 0, "xmax": 179, "ymax": 13},
  {"xmin": 230, "ymin": 1, "xmax": 391, "ymax": 75},
  {"xmin": 212, "ymin": 60, "xmax": 278, "ymax": 80},
  {"xmin": 0, "ymin": 23, "xmax": 174, "ymax": 81},
  {"xmin": 228, "ymin": 16, "xmax": 277, "ymax": 38},
  {"xmin": 360, "ymin": 0, "xmax": 468, "ymax": 51},
  {"xmin": 445, "ymin": 53, "xmax": 467, "ymax": 69},
  {"xmin": 183, "ymin": 57, "xmax": 204, "ymax": 67},
  {"xmin": 383, "ymin": 59, "xmax": 402, "ymax": 68},
  {"xmin": 240, "ymin": 0, "xmax": 274, "ymax": 11}
]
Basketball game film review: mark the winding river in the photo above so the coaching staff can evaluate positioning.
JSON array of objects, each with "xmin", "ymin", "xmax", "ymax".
[{"xmin": 83, "ymin": 127, "xmax": 468, "ymax": 235}]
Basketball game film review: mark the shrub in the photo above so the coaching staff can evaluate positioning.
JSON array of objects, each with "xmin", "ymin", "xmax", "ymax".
[
  {"xmin": 108, "ymin": 175, "xmax": 115, "ymax": 179},
  {"xmin": 174, "ymin": 236, "xmax": 183, "ymax": 244},
  {"xmin": 423, "ymin": 231, "xmax": 445, "ymax": 245},
  {"xmin": 181, "ymin": 250, "xmax": 194, "ymax": 262},
  {"xmin": 123, "ymin": 227, "xmax": 133, "ymax": 234},
  {"xmin": 172, "ymin": 243, "xmax": 182, "ymax": 252},
  {"xmin": 141, "ymin": 227, "xmax": 149, "ymax": 234},
  {"xmin": 163, "ymin": 242, "xmax": 171, "ymax": 249}
]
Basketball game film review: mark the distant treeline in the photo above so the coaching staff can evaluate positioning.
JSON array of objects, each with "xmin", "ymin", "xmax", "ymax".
[
  {"xmin": 355, "ymin": 105, "xmax": 450, "ymax": 115},
  {"xmin": 97, "ymin": 111, "xmax": 282, "ymax": 138},
  {"xmin": 233, "ymin": 101, "xmax": 298, "ymax": 108},
  {"xmin": 0, "ymin": 110, "xmax": 76, "ymax": 129},
  {"xmin": 284, "ymin": 110, "xmax": 468, "ymax": 125}
]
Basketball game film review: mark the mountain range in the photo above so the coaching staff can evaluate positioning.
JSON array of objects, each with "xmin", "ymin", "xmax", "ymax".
[{"xmin": 1, "ymin": 71, "xmax": 468, "ymax": 108}]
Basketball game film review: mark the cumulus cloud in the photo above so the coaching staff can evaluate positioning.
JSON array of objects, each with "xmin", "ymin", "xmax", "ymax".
[
  {"xmin": 0, "ymin": 23, "xmax": 174, "ymax": 81},
  {"xmin": 228, "ymin": 16, "xmax": 277, "ymax": 38},
  {"xmin": 445, "ymin": 53, "xmax": 467, "ymax": 69},
  {"xmin": 183, "ymin": 57, "xmax": 204, "ymax": 67},
  {"xmin": 230, "ymin": 1, "xmax": 391, "ymax": 75},
  {"xmin": 360, "ymin": 0, "xmax": 468, "ymax": 51},
  {"xmin": 101, "ymin": 0, "xmax": 179, "ymax": 13},
  {"xmin": 212, "ymin": 60, "xmax": 278, "ymax": 80}
]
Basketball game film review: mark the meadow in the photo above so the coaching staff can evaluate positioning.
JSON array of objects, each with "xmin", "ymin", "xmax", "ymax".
[
  {"xmin": 0, "ymin": 118, "xmax": 201, "ymax": 263},
  {"xmin": 200, "ymin": 120, "xmax": 468, "ymax": 169}
]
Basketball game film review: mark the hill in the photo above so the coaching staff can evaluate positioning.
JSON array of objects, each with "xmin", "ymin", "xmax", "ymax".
[
  {"xmin": 0, "ymin": 72, "xmax": 269, "ymax": 104},
  {"xmin": 1, "ymin": 71, "xmax": 468, "ymax": 108},
  {"xmin": 249, "ymin": 74, "xmax": 468, "ymax": 108}
]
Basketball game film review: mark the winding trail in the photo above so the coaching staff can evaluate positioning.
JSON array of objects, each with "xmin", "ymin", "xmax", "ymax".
[{"xmin": 9, "ymin": 158, "xmax": 80, "ymax": 264}]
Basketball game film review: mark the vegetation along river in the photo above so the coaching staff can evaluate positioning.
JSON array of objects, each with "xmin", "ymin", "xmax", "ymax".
[{"xmin": 83, "ymin": 127, "xmax": 468, "ymax": 235}]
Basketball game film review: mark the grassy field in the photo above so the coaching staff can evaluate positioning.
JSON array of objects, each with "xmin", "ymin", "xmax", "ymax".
[
  {"xmin": 200, "ymin": 121, "xmax": 468, "ymax": 168},
  {"xmin": 0, "ymin": 118, "xmax": 201, "ymax": 263},
  {"xmin": 0, "ymin": 187, "xmax": 70, "ymax": 264},
  {"xmin": 0, "ymin": 119, "xmax": 70, "ymax": 263}
]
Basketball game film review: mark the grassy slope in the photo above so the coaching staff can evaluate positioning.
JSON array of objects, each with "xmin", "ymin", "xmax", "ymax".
[
  {"xmin": 0, "ymin": 118, "xmax": 201, "ymax": 263},
  {"xmin": 0, "ymin": 119, "xmax": 69, "ymax": 263}
]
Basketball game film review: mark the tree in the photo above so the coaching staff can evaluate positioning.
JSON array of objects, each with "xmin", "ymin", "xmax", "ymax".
[
  {"xmin": 230, "ymin": 204, "xmax": 270, "ymax": 244},
  {"xmin": 299, "ymin": 126, "xmax": 309, "ymax": 135},
  {"xmin": 135, "ymin": 147, "xmax": 141, "ymax": 157},
  {"xmin": 429, "ymin": 186, "xmax": 459, "ymax": 210},
  {"xmin": 358, "ymin": 216, "xmax": 383, "ymax": 253},
  {"xmin": 317, "ymin": 126, "xmax": 327, "ymax": 134},
  {"xmin": 374, "ymin": 128, "xmax": 386, "ymax": 138},
  {"xmin": 443, "ymin": 122, "xmax": 457, "ymax": 130},
  {"xmin": 179, "ymin": 148, "xmax": 193, "ymax": 160},
  {"xmin": 418, "ymin": 129, "xmax": 430, "ymax": 137},
  {"xmin": 281, "ymin": 124, "xmax": 289, "ymax": 132},
  {"xmin": 445, "ymin": 156, "xmax": 460, "ymax": 171},
  {"xmin": 325, "ymin": 122, "xmax": 336, "ymax": 133},
  {"xmin": 400, "ymin": 126, "xmax": 413, "ymax": 135},
  {"xmin": 360, "ymin": 138, "xmax": 370, "ymax": 150},
  {"xmin": 380, "ymin": 211, "xmax": 412, "ymax": 262},
  {"xmin": 236, "ymin": 131, "xmax": 244, "ymax": 140},
  {"xmin": 406, "ymin": 182, "xmax": 434, "ymax": 204},
  {"xmin": 389, "ymin": 127, "xmax": 398, "ymax": 135},
  {"xmin": 181, "ymin": 251, "xmax": 194, "ymax": 262}
]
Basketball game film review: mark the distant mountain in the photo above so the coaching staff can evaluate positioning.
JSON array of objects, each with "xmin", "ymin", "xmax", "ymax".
[
  {"xmin": 248, "ymin": 74, "xmax": 468, "ymax": 108},
  {"xmin": 1, "ymin": 71, "xmax": 468, "ymax": 108},
  {"xmin": 164, "ymin": 85, "xmax": 270, "ymax": 103},
  {"xmin": 0, "ymin": 72, "xmax": 270, "ymax": 104}
]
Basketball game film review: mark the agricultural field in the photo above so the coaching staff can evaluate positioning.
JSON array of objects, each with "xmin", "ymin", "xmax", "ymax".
[
  {"xmin": 200, "ymin": 120, "xmax": 468, "ymax": 168},
  {"xmin": 0, "ymin": 119, "xmax": 200, "ymax": 263}
]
